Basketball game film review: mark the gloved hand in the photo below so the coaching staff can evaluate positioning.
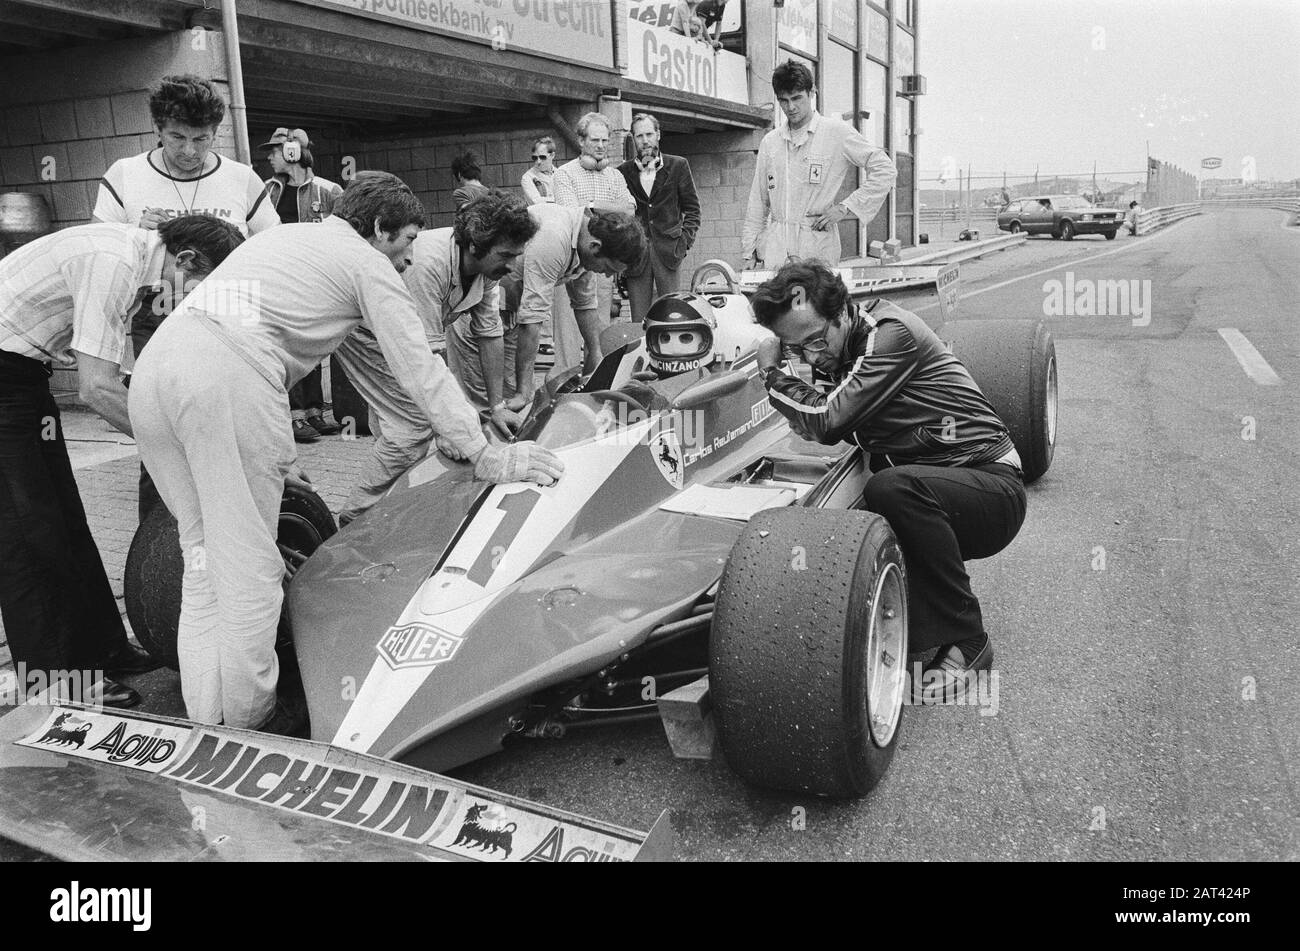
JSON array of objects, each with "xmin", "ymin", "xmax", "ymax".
[{"xmin": 474, "ymin": 441, "xmax": 564, "ymax": 486}]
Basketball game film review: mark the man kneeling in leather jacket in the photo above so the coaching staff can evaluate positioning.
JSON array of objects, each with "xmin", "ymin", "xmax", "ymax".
[{"xmin": 752, "ymin": 260, "xmax": 1027, "ymax": 700}]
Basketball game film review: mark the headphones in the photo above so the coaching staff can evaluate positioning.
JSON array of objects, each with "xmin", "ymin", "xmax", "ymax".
[
  {"xmin": 282, "ymin": 140, "xmax": 302, "ymax": 163},
  {"xmin": 579, "ymin": 154, "xmax": 610, "ymax": 172}
]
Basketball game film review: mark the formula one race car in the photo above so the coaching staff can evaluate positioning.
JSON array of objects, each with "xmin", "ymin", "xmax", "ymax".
[{"xmin": 0, "ymin": 261, "xmax": 1056, "ymax": 861}]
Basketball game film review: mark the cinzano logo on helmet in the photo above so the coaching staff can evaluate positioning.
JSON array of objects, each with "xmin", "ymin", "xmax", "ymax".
[{"xmin": 643, "ymin": 293, "xmax": 717, "ymax": 375}]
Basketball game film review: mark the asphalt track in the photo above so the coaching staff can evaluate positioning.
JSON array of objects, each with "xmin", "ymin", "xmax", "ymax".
[
  {"xmin": 2, "ymin": 208, "xmax": 1295, "ymax": 861},
  {"xmin": 453, "ymin": 207, "xmax": 1300, "ymax": 860}
]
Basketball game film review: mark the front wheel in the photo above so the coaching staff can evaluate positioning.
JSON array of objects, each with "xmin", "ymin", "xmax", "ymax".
[
  {"xmin": 710, "ymin": 508, "xmax": 908, "ymax": 798},
  {"xmin": 1059, "ymin": 220, "xmax": 1075, "ymax": 240},
  {"xmin": 1008, "ymin": 221, "xmax": 1022, "ymax": 234},
  {"xmin": 1104, "ymin": 229, "xmax": 1118, "ymax": 240}
]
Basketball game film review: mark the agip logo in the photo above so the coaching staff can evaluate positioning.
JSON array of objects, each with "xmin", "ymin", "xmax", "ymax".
[{"xmin": 377, "ymin": 622, "xmax": 465, "ymax": 671}]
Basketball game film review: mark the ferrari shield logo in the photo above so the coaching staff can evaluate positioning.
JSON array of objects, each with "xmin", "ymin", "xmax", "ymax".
[
  {"xmin": 649, "ymin": 430, "xmax": 684, "ymax": 490},
  {"xmin": 377, "ymin": 622, "xmax": 464, "ymax": 670}
]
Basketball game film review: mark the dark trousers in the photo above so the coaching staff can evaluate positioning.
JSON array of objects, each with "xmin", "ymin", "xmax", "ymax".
[
  {"xmin": 626, "ymin": 242, "xmax": 682, "ymax": 323},
  {"xmin": 0, "ymin": 350, "xmax": 128, "ymax": 675},
  {"xmin": 132, "ymin": 296, "xmax": 165, "ymax": 520},
  {"xmin": 861, "ymin": 462, "xmax": 1027, "ymax": 652},
  {"xmin": 289, "ymin": 365, "xmax": 324, "ymax": 413}
]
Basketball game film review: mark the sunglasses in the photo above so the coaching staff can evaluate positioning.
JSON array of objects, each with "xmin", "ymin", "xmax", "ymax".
[{"xmin": 532, "ymin": 154, "xmax": 551, "ymax": 161}]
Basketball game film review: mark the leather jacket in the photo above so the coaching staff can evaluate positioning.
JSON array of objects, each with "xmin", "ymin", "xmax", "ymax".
[{"xmin": 764, "ymin": 299, "xmax": 1015, "ymax": 470}]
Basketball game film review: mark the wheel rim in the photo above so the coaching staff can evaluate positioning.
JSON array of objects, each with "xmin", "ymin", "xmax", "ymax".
[
  {"xmin": 866, "ymin": 561, "xmax": 907, "ymax": 747},
  {"xmin": 1045, "ymin": 355, "xmax": 1058, "ymax": 447},
  {"xmin": 277, "ymin": 512, "xmax": 325, "ymax": 580}
]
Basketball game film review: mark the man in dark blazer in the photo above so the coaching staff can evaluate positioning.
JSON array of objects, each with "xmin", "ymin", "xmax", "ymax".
[{"xmin": 618, "ymin": 113, "xmax": 702, "ymax": 321}]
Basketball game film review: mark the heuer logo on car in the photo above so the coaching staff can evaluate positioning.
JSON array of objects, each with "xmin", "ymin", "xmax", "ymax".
[{"xmin": 377, "ymin": 621, "xmax": 465, "ymax": 670}]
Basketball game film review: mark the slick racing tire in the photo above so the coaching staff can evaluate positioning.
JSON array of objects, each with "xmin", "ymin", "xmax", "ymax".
[
  {"xmin": 943, "ymin": 319, "xmax": 1057, "ymax": 484},
  {"xmin": 329, "ymin": 354, "xmax": 371, "ymax": 436},
  {"xmin": 710, "ymin": 508, "xmax": 909, "ymax": 798},
  {"xmin": 124, "ymin": 485, "xmax": 338, "ymax": 670}
]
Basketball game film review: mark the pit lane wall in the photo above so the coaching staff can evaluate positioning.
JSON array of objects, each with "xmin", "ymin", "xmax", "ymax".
[{"xmin": 0, "ymin": 32, "xmax": 236, "ymax": 230}]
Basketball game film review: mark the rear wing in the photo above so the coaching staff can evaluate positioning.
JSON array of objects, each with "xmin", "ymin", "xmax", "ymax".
[
  {"xmin": 0, "ymin": 702, "xmax": 671, "ymax": 862},
  {"xmin": 736, "ymin": 263, "xmax": 961, "ymax": 324}
]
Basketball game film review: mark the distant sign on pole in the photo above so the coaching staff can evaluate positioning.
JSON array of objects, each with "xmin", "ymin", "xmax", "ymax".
[{"xmin": 1201, "ymin": 157, "xmax": 1223, "ymax": 170}]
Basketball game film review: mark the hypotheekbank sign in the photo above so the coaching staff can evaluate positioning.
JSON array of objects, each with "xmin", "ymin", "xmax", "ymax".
[{"xmin": 296, "ymin": 0, "xmax": 614, "ymax": 69}]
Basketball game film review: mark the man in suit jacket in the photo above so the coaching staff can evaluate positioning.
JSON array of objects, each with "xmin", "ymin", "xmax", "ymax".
[{"xmin": 617, "ymin": 113, "xmax": 702, "ymax": 322}]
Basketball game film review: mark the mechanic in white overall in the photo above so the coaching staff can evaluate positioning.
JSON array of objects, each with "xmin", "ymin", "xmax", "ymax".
[
  {"xmin": 128, "ymin": 173, "xmax": 563, "ymax": 733},
  {"xmin": 335, "ymin": 191, "xmax": 540, "ymax": 523},
  {"xmin": 742, "ymin": 60, "xmax": 897, "ymax": 268}
]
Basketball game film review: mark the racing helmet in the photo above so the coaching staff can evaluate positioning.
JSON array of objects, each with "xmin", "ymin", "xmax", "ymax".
[{"xmin": 643, "ymin": 292, "xmax": 717, "ymax": 374}]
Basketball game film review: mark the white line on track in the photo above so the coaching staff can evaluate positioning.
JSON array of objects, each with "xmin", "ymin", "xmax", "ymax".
[
  {"xmin": 1217, "ymin": 329, "xmax": 1282, "ymax": 385},
  {"xmin": 913, "ymin": 215, "xmax": 1197, "ymax": 313}
]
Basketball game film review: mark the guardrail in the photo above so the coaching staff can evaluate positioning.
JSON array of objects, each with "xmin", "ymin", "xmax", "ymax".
[
  {"xmin": 906, "ymin": 231, "xmax": 1027, "ymax": 265},
  {"xmin": 1136, "ymin": 203, "xmax": 1201, "ymax": 234}
]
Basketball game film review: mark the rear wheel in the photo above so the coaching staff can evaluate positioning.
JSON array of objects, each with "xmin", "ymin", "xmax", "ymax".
[
  {"xmin": 1059, "ymin": 220, "xmax": 1075, "ymax": 240},
  {"xmin": 942, "ymin": 319, "xmax": 1057, "ymax": 484},
  {"xmin": 125, "ymin": 485, "xmax": 337, "ymax": 669},
  {"xmin": 1008, "ymin": 221, "xmax": 1022, "ymax": 234},
  {"xmin": 710, "ymin": 508, "xmax": 908, "ymax": 798}
]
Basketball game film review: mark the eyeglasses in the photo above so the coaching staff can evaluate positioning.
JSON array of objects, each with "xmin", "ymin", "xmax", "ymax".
[
  {"xmin": 532, "ymin": 154, "xmax": 550, "ymax": 161},
  {"xmin": 795, "ymin": 332, "xmax": 831, "ymax": 354}
]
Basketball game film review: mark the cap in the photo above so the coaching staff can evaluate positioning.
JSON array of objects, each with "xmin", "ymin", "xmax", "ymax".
[{"xmin": 258, "ymin": 127, "xmax": 311, "ymax": 150}]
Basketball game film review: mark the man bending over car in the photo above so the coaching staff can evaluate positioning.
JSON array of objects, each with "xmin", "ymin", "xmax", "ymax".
[
  {"xmin": 751, "ymin": 261, "xmax": 1026, "ymax": 698},
  {"xmin": 128, "ymin": 172, "xmax": 563, "ymax": 735}
]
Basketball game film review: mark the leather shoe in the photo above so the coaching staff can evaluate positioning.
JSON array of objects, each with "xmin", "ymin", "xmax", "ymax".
[
  {"xmin": 255, "ymin": 698, "xmax": 308, "ymax": 738},
  {"xmin": 914, "ymin": 636, "xmax": 994, "ymax": 705},
  {"xmin": 292, "ymin": 418, "xmax": 320, "ymax": 442},
  {"xmin": 103, "ymin": 640, "xmax": 164, "ymax": 677},
  {"xmin": 92, "ymin": 678, "xmax": 142, "ymax": 709},
  {"xmin": 306, "ymin": 412, "xmax": 341, "ymax": 436}
]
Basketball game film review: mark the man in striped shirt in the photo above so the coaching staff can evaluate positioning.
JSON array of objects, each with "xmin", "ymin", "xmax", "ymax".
[{"xmin": 0, "ymin": 215, "xmax": 244, "ymax": 709}]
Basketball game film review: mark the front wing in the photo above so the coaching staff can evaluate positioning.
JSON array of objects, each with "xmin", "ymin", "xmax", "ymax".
[{"xmin": 0, "ymin": 702, "xmax": 670, "ymax": 862}]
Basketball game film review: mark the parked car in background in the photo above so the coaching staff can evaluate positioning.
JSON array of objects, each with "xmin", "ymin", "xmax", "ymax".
[{"xmin": 997, "ymin": 194, "xmax": 1122, "ymax": 240}]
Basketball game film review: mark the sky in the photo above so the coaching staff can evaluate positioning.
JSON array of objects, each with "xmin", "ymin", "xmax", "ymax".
[{"xmin": 918, "ymin": 0, "xmax": 1300, "ymax": 185}]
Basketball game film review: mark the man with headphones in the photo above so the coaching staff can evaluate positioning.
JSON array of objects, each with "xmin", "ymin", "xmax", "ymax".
[
  {"xmin": 552, "ymin": 113, "xmax": 637, "ymax": 375},
  {"xmin": 261, "ymin": 127, "xmax": 345, "ymax": 442}
]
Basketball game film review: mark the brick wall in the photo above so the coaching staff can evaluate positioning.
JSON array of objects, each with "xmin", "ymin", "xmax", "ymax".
[
  {"xmin": 328, "ymin": 125, "xmax": 582, "ymax": 229},
  {"xmin": 0, "ymin": 31, "xmax": 232, "ymax": 231},
  {"xmin": 661, "ymin": 128, "xmax": 763, "ymax": 279}
]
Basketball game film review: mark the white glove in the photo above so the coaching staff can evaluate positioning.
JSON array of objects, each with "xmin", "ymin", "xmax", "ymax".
[{"xmin": 474, "ymin": 441, "xmax": 564, "ymax": 486}]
